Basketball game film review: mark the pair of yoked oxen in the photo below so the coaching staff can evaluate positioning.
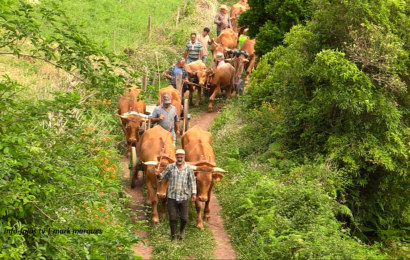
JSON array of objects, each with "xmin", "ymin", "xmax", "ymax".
[{"xmin": 117, "ymin": 87, "xmax": 227, "ymax": 229}]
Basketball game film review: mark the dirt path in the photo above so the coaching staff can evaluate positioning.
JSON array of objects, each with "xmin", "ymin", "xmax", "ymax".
[
  {"xmin": 122, "ymin": 102, "xmax": 236, "ymax": 260},
  {"xmin": 122, "ymin": 160, "xmax": 153, "ymax": 260},
  {"xmin": 189, "ymin": 104, "xmax": 237, "ymax": 260}
]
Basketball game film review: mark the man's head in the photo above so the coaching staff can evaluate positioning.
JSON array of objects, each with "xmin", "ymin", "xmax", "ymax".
[
  {"xmin": 177, "ymin": 57, "xmax": 185, "ymax": 68},
  {"xmin": 216, "ymin": 52, "xmax": 224, "ymax": 62},
  {"xmin": 220, "ymin": 5, "xmax": 227, "ymax": 14},
  {"xmin": 175, "ymin": 149, "xmax": 185, "ymax": 165},
  {"xmin": 190, "ymin": 33, "xmax": 197, "ymax": 43},
  {"xmin": 163, "ymin": 94, "xmax": 172, "ymax": 108},
  {"xmin": 243, "ymin": 28, "xmax": 248, "ymax": 36},
  {"xmin": 202, "ymin": 27, "xmax": 210, "ymax": 37}
]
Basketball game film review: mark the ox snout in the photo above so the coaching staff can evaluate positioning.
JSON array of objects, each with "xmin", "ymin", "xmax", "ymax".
[
  {"xmin": 198, "ymin": 196, "xmax": 208, "ymax": 202},
  {"xmin": 157, "ymin": 193, "xmax": 167, "ymax": 199},
  {"xmin": 128, "ymin": 138, "xmax": 137, "ymax": 145}
]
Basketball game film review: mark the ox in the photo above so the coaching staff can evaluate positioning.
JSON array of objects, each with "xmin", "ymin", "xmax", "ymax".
[
  {"xmin": 117, "ymin": 88, "xmax": 147, "ymax": 158},
  {"xmin": 230, "ymin": 3, "xmax": 246, "ymax": 33},
  {"xmin": 182, "ymin": 125, "xmax": 226, "ymax": 229},
  {"xmin": 210, "ymin": 29, "xmax": 238, "ymax": 69},
  {"xmin": 137, "ymin": 125, "xmax": 176, "ymax": 223},
  {"xmin": 185, "ymin": 60, "xmax": 207, "ymax": 107},
  {"xmin": 197, "ymin": 63, "xmax": 235, "ymax": 112},
  {"xmin": 156, "ymin": 85, "xmax": 182, "ymax": 115},
  {"xmin": 229, "ymin": 38, "xmax": 256, "ymax": 86}
]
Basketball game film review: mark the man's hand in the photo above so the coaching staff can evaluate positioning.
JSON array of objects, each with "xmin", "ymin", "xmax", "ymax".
[
  {"xmin": 154, "ymin": 169, "xmax": 161, "ymax": 177},
  {"xmin": 191, "ymin": 195, "xmax": 197, "ymax": 202},
  {"xmin": 158, "ymin": 115, "xmax": 164, "ymax": 121},
  {"xmin": 176, "ymin": 130, "xmax": 180, "ymax": 136}
]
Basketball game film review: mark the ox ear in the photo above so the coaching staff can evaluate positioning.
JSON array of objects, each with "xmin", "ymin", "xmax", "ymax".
[{"xmin": 212, "ymin": 172, "xmax": 224, "ymax": 181}]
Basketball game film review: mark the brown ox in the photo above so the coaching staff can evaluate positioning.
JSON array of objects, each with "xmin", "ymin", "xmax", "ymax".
[
  {"xmin": 137, "ymin": 125, "xmax": 176, "ymax": 223},
  {"xmin": 210, "ymin": 29, "xmax": 238, "ymax": 68},
  {"xmin": 117, "ymin": 88, "xmax": 147, "ymax": 158},
  {"xmin": 156, "ymin": 86, "xmax": 182, "ymax": 116},
  {"xmin": 230, "ymin": 4, "xmax": 246, "ymax": 33},
  {"xmin": 181, "ymin": 125, "xmax": 226, "ymax": 229},
  {"xmin": 197, "ymin": 63, "xmax": 235, "ymax": 112},
  {"xmin": 185, "ymin": 60, "xmax": 207, "ymax": 107},
  {"xmin": 230, "ymin": 38, "xmax": 256, "ymax": 85}
]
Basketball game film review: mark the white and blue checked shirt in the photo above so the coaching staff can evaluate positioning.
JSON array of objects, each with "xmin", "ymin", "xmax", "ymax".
[{"xmin": 157, "ymin": 162, "xmax": 197, "ymax": 201}]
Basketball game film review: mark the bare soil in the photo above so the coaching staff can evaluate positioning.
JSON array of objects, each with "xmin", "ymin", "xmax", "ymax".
[
  {"xmin": 122, "ymin": 159, "xmax": 153, "ymax": 260},
  {"xmin": 189, "ymin": 104, "xmax": 237, "ymax": 260},
  {"xmin": 122, "ymin": 101, "xmax": 236, "ymax": 260}
]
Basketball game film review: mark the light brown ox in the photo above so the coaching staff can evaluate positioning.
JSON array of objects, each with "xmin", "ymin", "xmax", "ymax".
[
  {"xmin": 181, "ymin": 125, "xmax": 227, "ymax": 229},
  {"xmin": 117, "ymin": 88, "xmax": 147, "ymax": 158},
  {"xmin": 229, "ymin": 38, "xmax": 256, "ymax": 86},
  {"xmin": 210, "ymin": 29, "xmax": 238, "ymax": 69},
  {"xmin": 230, "ymin": 3, "xmax": 246, "ymax": 33},
  {"xmin": 196, "ymin": 63, "xmax": 235, "ymax": 112},
  {"xmin": 156, "ymin": 86, "xmax": 182, "ymax": 116},
  {"xmin": 184, "ymin": 60, "xmax": 207, "ymax": 107},
  {"xmin": 137, "ymin": 125, "xmax": 176, "ymax": 223}
]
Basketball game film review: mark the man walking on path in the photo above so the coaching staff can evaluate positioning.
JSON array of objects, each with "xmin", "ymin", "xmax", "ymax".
[
  {"xmin": 184, "ymin": 33, "xmax": 203, "ymax": 64},
  {"xmin": 155, "ymin": 149, "xmax": 197, "ymax": 242},
  {"xmin": 214, "ymin": 5, "xmax": 230, "ymax": 36},
  {"xmin": 163, "ymin": 57, "xmax": 189, "ymax": 91},
  {"xmin": 150, "ymin": 94, "xmax": 180, "ymax": 147},
  {"xmin": 197, "ymin": 27, "xmax": 213, "ymax": 64},
  {"xmin": 216, "ymin": 53, "xmax": 226, "ymax": 68}
]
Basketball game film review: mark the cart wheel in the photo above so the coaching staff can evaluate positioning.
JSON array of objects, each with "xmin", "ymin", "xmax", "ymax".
[
  {"xmin": 183, "ymin": 99, "xmax": 189, "ymax": 134},
  {"xmin": 130, "ymin": 146, "xmax": 137, "ymax": 189}
]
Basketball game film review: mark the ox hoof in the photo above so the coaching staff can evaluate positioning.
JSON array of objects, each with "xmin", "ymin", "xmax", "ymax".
[
  {"xmin": 204, "ymin": 217, "xmax": 210, "ymax": 222},
  {"xmin": 196, "ymin": 224, "xmax": 204, "ymax": 230},
  {"xmin": 160, "ymin": 212, "xmax": 166, "ymax": 218},
  {"xmin": 146, "ymin": 200, "xmax": 152, "ymax": 206},
  {"xmin": 207, "ymin": 109, "xmax": 213, "ymax": 113},
  {"xmin": 152, "ymin": 217, "xmax": 159, "ymax": 224}
]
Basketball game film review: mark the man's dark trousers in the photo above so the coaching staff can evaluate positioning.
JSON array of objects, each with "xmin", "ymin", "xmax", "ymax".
[{"xmin": 168, "ymin": 198, "xmax": 189, "ymax": 239}]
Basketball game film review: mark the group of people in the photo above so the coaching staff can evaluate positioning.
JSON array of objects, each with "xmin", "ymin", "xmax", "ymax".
[{"xmin": 148, "ymin": 2, "xmax": 249, "ymax": 243}]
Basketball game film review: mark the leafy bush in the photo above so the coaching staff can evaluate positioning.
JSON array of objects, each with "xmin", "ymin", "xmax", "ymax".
[{"xmin": 211, "ymin": 103, "xmax": 388, "ymax": 259}]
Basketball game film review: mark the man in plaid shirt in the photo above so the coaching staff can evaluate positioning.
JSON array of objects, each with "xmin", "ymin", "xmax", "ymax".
[{"xmin": 155, "ymin": 149, "xmax": 197, "ymax": 242}]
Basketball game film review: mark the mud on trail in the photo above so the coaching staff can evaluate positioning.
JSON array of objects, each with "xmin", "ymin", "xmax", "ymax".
[{"xmin": 122, "ymin": 102, "xmax": 236, "ymax": 260}]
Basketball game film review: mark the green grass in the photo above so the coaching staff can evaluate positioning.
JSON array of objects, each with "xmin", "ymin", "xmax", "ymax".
[
  {"xmin": 147, "ymin": 202, "xmax": 216, "ymax": 260},
  {"xmin": 38, "ymin": 0, "xmax": 183, "ymax": 52}
]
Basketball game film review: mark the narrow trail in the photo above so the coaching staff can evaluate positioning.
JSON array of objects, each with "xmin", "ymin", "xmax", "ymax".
[
  {"xmin": 122, "ymin": 102, "xmax": 236, "ymax": 260},
  {"xmin": 122, "ymin": 160, "xmax": 153, "ymax": 260},
  {"xmin": 189, "ymin": 103, "xmax": 237, "ymax": 260}
]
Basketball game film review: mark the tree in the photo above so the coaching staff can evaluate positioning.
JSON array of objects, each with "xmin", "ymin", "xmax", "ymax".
[
  {"xmin": 246, "ymin": 0, "xmax": 410, "ymax": 242},
  {"xmin": 238, "ymin": 0, "xmax": 313, "ymax": 57}
]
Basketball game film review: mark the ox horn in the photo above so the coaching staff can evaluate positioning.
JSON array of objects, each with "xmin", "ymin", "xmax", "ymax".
[
  {"xmin": 225, "ymin": 58, "xmax": 232, "ymax": 61},
  {"xmin": 213, "ymin": 167, "xmax": 227, "ymax": 173},
  {"xmin": 225, "ymin": 48, "xmax": 231, "ymax": 51},
  {"xmin": 243, "ymin": 59, "xmax": 249, "ymax": 62},
  {"xmin": 189, "ymin": 165, "xmax": 198, "ymax": 170},
  {"xmin": 143, "ymin": 161, "xmax": 158, "ymax": 165}
]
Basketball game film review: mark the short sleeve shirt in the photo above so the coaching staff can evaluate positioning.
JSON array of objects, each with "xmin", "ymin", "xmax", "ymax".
[
  {"xmin": 151, "ymin": 105, "xmax": 179, "ymax": 132},
  {"xmin": 186, "ymin": 40, "xmax": 203, "ymax": 60},
  {"xmin": 197, "ymin": 34, "xmax": 210, "ymax": 56}
]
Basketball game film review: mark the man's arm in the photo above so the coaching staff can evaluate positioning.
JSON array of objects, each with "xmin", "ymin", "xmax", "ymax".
[
  {"xmin": 214, "ymin": 14, "xmax": 221, "ymax": 25},
  {"xmin": 156, "ymin": 165, "xmax": 171, "ymax": 181},
  {"xmin": 188, "ymin": 168, "xmax": 197, "ymax": 201},
  {"xmin": 184, "ymin": 49, "xmax": 188, "ymax": 59},
  {"xmin": 199, "ymin": 50, "xmax": 203, "ymax": 60},
  {"xmin": 150, "ymin": 107, "xmax": 164, "ymax": 122},
  {"xmin": 174, "ymin": 112, "xmax": 180, "ymax": 135}
]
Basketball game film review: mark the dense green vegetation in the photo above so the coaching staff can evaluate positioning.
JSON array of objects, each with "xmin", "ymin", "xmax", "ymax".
[
  {"xmin": 211, "ymin": 0, "xmax": 410, "ymax": 258},
  {"xmin": 238, "ymin": 0, "xmax": 312, "ymax": 57},
  {"xmin": 1, "ymin": 0, "xmax": 219, "ymax": 258}
]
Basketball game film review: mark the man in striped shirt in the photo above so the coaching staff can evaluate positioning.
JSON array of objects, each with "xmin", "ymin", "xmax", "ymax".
[
  {"xmin": 184, "ymin": 33, "xmax": 203, "ymax": 64},
  {"xmin": 155, "ymin": 149, "xmax": 197, "ymax": 242}
]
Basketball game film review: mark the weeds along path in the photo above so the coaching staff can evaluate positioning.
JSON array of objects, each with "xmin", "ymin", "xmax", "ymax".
[
  {"xmin": 122, "ymin": 159, "xmax": 153, "ymax": 259},
  {"xmin": 189, "ymin": 103, "xmax": 237, "ymax": 260}
]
